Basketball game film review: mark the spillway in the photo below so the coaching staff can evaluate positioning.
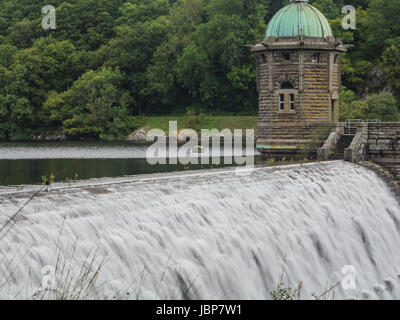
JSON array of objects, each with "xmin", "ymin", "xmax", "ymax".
[{"xmin": 0, "ymin": 161, "xmax": 399, "ymax": 299}]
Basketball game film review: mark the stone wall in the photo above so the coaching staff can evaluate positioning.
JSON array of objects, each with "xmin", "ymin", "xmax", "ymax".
[
  {"xmin": 257, "ymin": 122, "xmax": 336, "ymax": 158},
  {"xmin": 344, "ymin": 123, "xmax": 368, "ymax": 163},
  {"xmin": 365, "ymin": 123, "xmax": 400, "ymax": 187},
  {"xmin": 255, "ymin": 47, "xmax": 342, "ymax": 154},
  {"xmin": 257, "ymin": 122, "xmax": 334, "ymax": 141},
  {"xmin": 342, "ymin": 122, "xmax": 400, "ymax": 164},
  {"xmin": 317, "ymin": 123, "xmax": 344, "ymax": 160},
  {"xmin": 367, "ymin": 123, "xmax": 400, "ymax": 160},
  {"xmin": 257, "ymin": 50, "xmax": 336, "ymax": 125},
  {"xmin": 253, "ymin": 38, "xmax": 346, "ymax": 156},
  {"xmin": 303, "ymin": 52, "xmax": 330, "ymax": 122}
]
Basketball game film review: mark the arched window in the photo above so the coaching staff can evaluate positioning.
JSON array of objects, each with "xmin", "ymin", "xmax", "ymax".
[
  {"xmin": 260, "ymin": 54, "xmax": 267, "ymax": 64},
  {"xmin": 281, "ymin": 81, "xmax": 294, "ymax": 89}
]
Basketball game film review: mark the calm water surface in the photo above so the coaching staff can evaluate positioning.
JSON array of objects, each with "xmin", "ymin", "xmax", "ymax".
[{"xmin": 0, "ymin": 141, "xmax": 262, "ymax": 185}]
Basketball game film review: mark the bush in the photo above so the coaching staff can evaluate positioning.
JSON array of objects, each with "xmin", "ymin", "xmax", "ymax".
[
  {"xmin": 270, "ymin": 281, "xmax": 298, "ymax": 300},
  {"xmin": 340, "ymin": 91, "xmax": 400, "ymax": 122}
]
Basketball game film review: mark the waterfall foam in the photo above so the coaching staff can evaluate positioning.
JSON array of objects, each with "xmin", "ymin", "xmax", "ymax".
[{"xmin": 0, "ymin": 161, "xmax": 399, "ymax": 299}]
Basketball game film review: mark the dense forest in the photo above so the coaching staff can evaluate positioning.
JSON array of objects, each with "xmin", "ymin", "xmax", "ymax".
[{"xmin": 0, "ymin": 0, "xmax": 400, "ymax": 140}]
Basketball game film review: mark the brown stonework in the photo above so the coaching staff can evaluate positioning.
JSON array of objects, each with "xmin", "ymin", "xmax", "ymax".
[{"xmin": 252, "ymin": 38, "xmax": 347, "ymax": 157}]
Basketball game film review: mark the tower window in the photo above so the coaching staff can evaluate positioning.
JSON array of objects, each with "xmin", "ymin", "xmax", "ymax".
[
  {"xmin": 334, "ymin": 54, "xmax": 339, "ymax": 64},
  {"xmin": 312, "ymin": 53, "xmax": 320, "ymax": 62},
  {"xmin": 260, "ymin": 54, "xmax": 267, "ymax": 64},
  {"xmin": 283, "ymin": 53, "xmax": 290, "ymax": 61},
  {"xmin": 290, "ymin": 93, "xmax": 295, "ymax": 111},
  {"xmin": 281, "ymin": 81, "xmax": 294, "ymax": 89},
  {"xmin": 279, "ymin": 94, "xmax": 285, "ymax": 111}
]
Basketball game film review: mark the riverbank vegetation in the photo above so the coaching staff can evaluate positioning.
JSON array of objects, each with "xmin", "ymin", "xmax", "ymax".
[
  {"xmin": 137, "ymin": 115, "xmax": 257, "ymax": 133},
  {"xmin": 1, "ymin": 0, "xmax": 400, "ymax": 141}
]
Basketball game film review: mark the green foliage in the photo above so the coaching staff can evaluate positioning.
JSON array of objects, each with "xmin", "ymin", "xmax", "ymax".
[
  {"xmin": 270, "ymin": 281, "xmax": 298, "ymax": 300},
  {"xmin": 42, "ymin": 173, "xmax": 55, "ymax": 185},
  {"xmin": 45, "ymin": 67, "xmax": 139, "ymax": 140},
  {"xmin": 382, "ymin": 37, "xmax": 400, "ymax": 99},
  {"xmin": 265, "ymin": 158, "xmax": 275, "ymax": 165},
  {"xmin": 65, "ymin": 173, "xmax": 79, "ymax": 183},
  {"xmin": 176, "ymin": 13, "xmax": 255, "ymax": 112},
  {"xmin": 0, "ymin": 0, "xmax": 399, "ymax": 141},
  {"xmin": 187, "ymin": 113, "xmax": 208, "ymax": 132},
  {"xmin": 340, "ymin": 92, "xmax": 400, "ymax": 122},
  {"xmin": 311, "ymin": 0, "xmax": 341, "ymax": 20}
]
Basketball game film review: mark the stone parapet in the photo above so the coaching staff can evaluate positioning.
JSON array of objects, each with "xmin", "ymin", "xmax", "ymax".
[
  {"xmin": 367, "ymin": 123, "xmax": 400, "ymax": 157},
  {"xmin": 317, "ymin": 123, "xmax": 344, "ymax": 160},
  {"xmin": 257, "ymin": 122, "xmax": 337, "ymax": 158},
  {"xmin": 344, "ymin": 123, "xmax": 368, "ymax": 163},
  {"xmin": 341, "ymin": 122, "xmax": 400, "ymax": 164}
]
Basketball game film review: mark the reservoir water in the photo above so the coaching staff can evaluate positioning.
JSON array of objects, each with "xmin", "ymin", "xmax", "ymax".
[{"xmin": 0, "ymin": 141, "xmax": 262, "ymax": 186}]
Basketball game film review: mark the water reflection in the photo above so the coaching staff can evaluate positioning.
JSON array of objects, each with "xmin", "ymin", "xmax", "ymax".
[{"xmin": 0, "ymin": 142, "xmax": 262, "ymax": 185}]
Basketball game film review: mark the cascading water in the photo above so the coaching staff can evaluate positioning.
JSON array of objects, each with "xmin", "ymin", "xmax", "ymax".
[{"xmin": 0, "ymin": 161, "xmax": 399, "ymax": 300}]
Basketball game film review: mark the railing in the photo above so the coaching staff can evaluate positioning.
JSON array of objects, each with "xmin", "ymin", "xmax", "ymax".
[
  {"xmin": 344, "ymin": 123, "xmax": 369, "ymax": 163},
  {"xmin": 344, "ymin": 119, "xmax": 381, "ymax": 135},
  {"xmin": 344, "ymin": 119, "xmax": 361, "ymax": 135}
]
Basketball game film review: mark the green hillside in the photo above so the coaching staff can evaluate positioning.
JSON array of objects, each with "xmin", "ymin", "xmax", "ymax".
[{"xmin": 0, "ymin": 0, "xmax": 399, "ymax": 140}]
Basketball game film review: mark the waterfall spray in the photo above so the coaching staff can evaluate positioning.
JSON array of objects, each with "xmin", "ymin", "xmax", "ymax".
[{"xmin": 0, "ymin": 161, "xmax": 399, "ymax": 299}]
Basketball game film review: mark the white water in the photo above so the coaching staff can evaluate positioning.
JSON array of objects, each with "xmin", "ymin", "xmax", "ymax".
[{"xmin": 0, "ymin": 161, "xmax": 399, "ymax": 299}]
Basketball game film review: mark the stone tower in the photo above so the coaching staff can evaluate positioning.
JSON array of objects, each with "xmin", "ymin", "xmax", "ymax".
[{"xmin": 252, "ymin": 0, "xmax": 347, "ymax": 156}]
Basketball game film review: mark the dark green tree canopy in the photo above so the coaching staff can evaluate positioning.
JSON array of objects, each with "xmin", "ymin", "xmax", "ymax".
[{"xmin": 0, "ymin": 0, "xmax": 399, "ymax": 140}]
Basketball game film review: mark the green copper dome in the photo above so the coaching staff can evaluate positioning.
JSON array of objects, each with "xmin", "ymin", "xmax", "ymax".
[{"xmin": 265, "ymin": 0, "xmax": 333, "ymax": 39}]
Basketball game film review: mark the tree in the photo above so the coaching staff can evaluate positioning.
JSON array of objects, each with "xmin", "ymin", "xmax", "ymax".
[
  {"xmin": 0, "ymin": 0, "xmax": 398, "ymax": 140},
  {"xmin": 366, "ymin": 93, "xmax": 400, "ymax": 122},
  {"xmin": 382, "ymin": 37, "xmax": 400, "ymax": 100},
  {"xmin": 101, "ymin": 17, "xmax": 171, "ymax": 114},
  {"xmin": 176, "ymin": 14, "xmax": 254, "ymax": 112},
  {"xmin": 44, "ymin": 67, "xmax": 138, "ymax": 140},
  {"xmin": 340, "ymin": 92, "xmax": 400, "ymax": 122}
]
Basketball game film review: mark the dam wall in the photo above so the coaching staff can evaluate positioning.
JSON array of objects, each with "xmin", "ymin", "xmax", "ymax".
[{"xmin": 343, "ymin": 123, "xmax": 400, "ymax": 189}]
